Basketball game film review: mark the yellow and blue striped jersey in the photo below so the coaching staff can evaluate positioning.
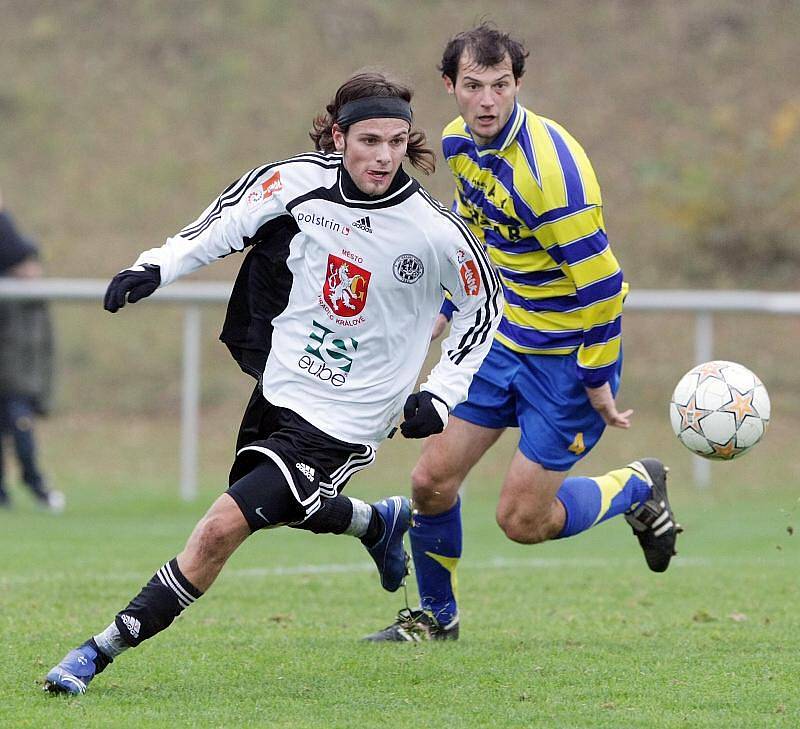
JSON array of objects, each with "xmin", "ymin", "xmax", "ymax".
[{"xmin": 442, "ymin": 103, "xmax": 627, "ymax": 387}]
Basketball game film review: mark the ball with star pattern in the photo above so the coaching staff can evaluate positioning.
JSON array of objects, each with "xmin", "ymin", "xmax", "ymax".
[{"xmin": 669, "ymin": 361, "xmax": 770, "ymax": 460}]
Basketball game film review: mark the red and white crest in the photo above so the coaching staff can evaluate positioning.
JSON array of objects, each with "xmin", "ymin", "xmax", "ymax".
[{"xmin": 322, "ymin": 254, "xmax": 371, "ymax": 317}]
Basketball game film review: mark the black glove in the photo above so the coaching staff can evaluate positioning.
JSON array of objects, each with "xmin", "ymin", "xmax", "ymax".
[
  {"xmin": 104, "ymin": 264, "xmax": 161, "ymax": 312},
  {"xmin": 400, "ymin": 391, "xmax": 449, "ymax": 439}
]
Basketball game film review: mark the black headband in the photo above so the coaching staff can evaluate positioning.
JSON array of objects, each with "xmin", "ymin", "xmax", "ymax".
[{"xmin": 336, "ymin": 96, "xmax": 413, "ymax": 127}]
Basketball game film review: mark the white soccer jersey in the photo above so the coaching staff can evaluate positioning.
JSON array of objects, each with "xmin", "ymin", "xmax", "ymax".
[{"xmin": 133, "ymin": 152, "xmax": 503, "ymax": 445}]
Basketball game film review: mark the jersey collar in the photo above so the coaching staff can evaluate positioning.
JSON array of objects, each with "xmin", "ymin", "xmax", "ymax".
[{"xmin": 470, "ymin": 102, "xmax": 524, "ymax": 156}]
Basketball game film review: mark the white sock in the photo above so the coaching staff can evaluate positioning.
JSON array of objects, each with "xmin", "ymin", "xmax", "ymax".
[
  {"xmin": 344, "ymin": 498, "xmax": 373, "ymax": 538},
  {"xmin": 94, "ymin": 621, "xmax": 130, "ymax": 658}
]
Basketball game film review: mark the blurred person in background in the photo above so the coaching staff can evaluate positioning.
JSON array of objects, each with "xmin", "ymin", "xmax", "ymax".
[
  {"xmin": 366, "ymin": 24, "xmax": 681, "ymax": 642},
  {"xmin": 44, "ymin": 70, "xmax": 501, "ymax": 695},
  {"xmin": 0, "ymin": 189, "xmax": 63, "ymax": 512}
]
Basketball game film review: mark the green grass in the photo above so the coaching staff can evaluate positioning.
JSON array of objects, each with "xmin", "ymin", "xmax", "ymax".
[
  {"xmin": 2, "ymin": 4, "xmax": 799, "ymax": 724},
  {"xmin": 1, "ymin": 414, "xmax": 799, "ymax": 728}
]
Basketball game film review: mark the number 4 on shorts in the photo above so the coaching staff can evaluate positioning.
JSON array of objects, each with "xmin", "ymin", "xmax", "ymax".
[{"xmin": 568, "ymin": 432, "xmax": 585, "ymax": 455}]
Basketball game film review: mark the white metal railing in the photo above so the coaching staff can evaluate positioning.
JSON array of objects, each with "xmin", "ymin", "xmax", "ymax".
[
  {"xmin": 0, "ymin": 278, "xmax": 230, "ymax": 501},
  {"xmin": 1, "ymin": 279, "xmax": 798, "ymax": 497}
]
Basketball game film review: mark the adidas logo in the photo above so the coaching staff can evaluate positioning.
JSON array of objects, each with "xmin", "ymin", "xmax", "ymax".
[
  {"xmin": 352, "ymin": 216, "xmax": 372, "ymax": 233},
  {"xmin": 120, "ymin": 614, "xmax": 141, "ymax": 639},
  {"xmin": 296, "ymin": 462, "xmax": 315, "ymax": 482}
]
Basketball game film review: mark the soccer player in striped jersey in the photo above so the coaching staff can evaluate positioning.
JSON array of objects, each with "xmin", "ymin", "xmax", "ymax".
[
  {"xmin": 43, "ymin": 71, "xmax": 502, "ymax": 693},
  {"xmin": 366, "ymin": 24, "xmax": 682, "ymax": 642}
]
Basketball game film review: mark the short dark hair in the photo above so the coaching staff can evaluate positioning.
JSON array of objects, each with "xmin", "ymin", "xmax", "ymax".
[
  {"xmin": 309, "ymin": 71, "xmax": 436, "ymax": 175},
  {"xmin": 439, "ymin": 23, "xmax": 529, "ymax": 84}
]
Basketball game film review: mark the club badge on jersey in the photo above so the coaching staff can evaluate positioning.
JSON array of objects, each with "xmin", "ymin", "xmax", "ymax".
[
  {"xmin": 392, "ymin": 254, "xmax": 424, "ymax": 284},
  {"xmin": 321, "ymin": 254, "xmax": 371, "ymax": 318}
]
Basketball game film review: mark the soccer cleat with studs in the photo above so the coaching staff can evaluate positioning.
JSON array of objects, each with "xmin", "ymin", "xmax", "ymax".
[
  {"xmin": 43, "ymin": 638, "xmax": 112, "ymax": 695},
  {"xmin": 625, "ymin": 458, "xmax": 683, "ymax": 572},
  {"xmin": 363, "ymin": 496, "xmax": 412, "ymax": 592},
  {"xmin": 363, "ymin": 607, "xmax": 459, "ymax": 642}
]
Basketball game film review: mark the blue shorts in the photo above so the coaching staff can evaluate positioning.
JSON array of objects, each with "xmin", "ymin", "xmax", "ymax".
[{"xmin": 452, "ymin": 340, "xmax": 622, "ymax": 471}]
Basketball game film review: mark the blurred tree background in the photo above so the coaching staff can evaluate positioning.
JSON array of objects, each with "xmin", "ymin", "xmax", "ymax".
[{"xmin": 0, "ymin": 0, "xmax": 798, "ymax": 419}]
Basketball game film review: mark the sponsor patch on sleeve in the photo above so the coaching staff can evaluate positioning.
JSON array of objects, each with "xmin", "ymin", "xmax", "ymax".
[
  {"xmin": 246, "ymin": 170, "xmax": 283, "ymax": 210},
  {"xmin": 459, "ymin": 259, "xmax": 480, "ymax": 296}
]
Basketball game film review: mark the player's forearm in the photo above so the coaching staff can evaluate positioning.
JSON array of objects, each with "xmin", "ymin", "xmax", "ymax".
[
  {"xmin": 132, "ymin": 238, "xmax": 201, "ymax": 287},
  {"xmin": 133, "ymin": 224, "xmax": 245, "ymax": 286},
  {"xmin": 578, "ymin": 348, "xmax": 619, "ymax": 387},
  {"xmin": 134, "ymin": 166, "xmax": 273, "ymax": 286},
  {"xmin": 576, "ymin": 291, "xmax": 622, "ymax": 385},
  {"xmin": 574, "ymin": 264, "xmax": 625, "ymax": 384},
  {"xmin": 575, "ymin": 289, "xmax": 624, "ymax": 387}
]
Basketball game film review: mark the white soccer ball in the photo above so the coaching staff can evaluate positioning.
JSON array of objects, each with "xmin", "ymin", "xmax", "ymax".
[{"xmin": 669, "ymin": 360, "xmax": 770, "ymax": 460}]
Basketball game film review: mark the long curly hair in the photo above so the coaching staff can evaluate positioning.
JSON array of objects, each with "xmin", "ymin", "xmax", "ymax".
[{"xmin": 309, "ymin": 72, "xmax": 435, "ymax": 175}]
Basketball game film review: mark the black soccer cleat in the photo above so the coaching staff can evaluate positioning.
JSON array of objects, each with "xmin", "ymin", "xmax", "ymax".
[
  {"xmin": 625, "ymin": 458, "xmax": 683, "ymax": 573},
  {"xmin": 363, "ymin": 608, "xmax": 459, "ymax": 642}
]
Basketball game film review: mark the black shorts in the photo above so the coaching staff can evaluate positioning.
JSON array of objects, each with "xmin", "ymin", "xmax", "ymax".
[{"xmin": 228, "ymin": 386, "xmax": 375, "ymax": 525}]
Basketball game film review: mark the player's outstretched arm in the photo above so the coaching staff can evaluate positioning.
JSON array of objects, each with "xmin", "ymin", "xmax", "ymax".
[{"xmin": 103, "ymin": 164, "xmax": 296, "ymax": 313}]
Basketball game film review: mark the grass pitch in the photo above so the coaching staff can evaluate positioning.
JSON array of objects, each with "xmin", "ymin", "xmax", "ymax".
[{"xmin": 1, "ymin": 414, "xmax": 799, "ymax": 728}]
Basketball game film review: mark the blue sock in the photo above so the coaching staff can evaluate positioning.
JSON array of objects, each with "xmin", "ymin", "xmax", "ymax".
[
  {"xmin": 410, "ymin": 497, "xmax": 461, "ymax": 626},
  {"xmin": 557, "ymin": 466, "xmax": 652, "ymax": 538}
]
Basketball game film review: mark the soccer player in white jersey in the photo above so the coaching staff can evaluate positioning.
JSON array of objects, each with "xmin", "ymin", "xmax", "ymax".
[
  {"xmin": 366, "ymin": 25, "xmax": 682, "ymax": 642},
  {"xmin": 44, "ymin": 71, "xmax": 502, "ymax": 695}
]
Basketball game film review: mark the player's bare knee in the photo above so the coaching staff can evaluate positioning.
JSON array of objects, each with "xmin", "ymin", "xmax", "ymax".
[
  {"xmin": 411, "ymin": 464, "xmax": 457, "ymax": 512},
  {"xmin": 496, "ymin": 509, "xmax": 549, "ymax": 545},
  {"xmin": 410, "ymin": 464, "xmax": 438, "ymax": 504},
  {"xmin": 189, "ymin": 514, "xmax": 237, "ymax": 566}
]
